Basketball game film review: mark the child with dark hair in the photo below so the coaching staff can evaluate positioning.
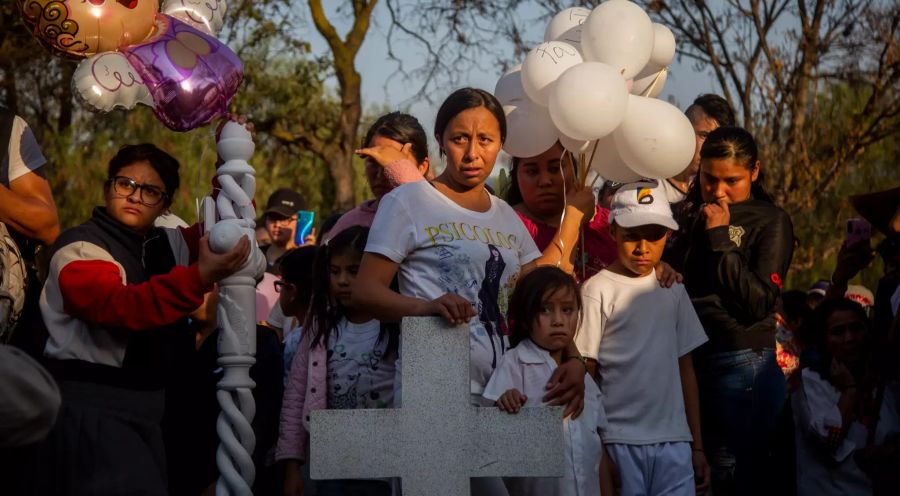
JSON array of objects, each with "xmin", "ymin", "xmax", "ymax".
[
  {"xmin": 793, "ymin": 298, "xmax": 900, "ymax": 495},
  {"xmin": 277, "ymin": 226, "xmax": 398, "ymax": 496},
  {"xmin": 577, "ymin": 181, "xmax": 710, "ymax": 496},
  {"xmin": 483, "ymin": 266, "xmax": 608, "ymax": 496}
]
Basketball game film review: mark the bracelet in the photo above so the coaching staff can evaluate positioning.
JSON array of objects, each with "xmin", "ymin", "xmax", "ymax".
[
  {"xmin": 692, "ymin": 448, "xmax": 704, "ymax": 453},
  {"xmin": 564, "ymin": 355, "xmax": 589, "ymax": 373}
]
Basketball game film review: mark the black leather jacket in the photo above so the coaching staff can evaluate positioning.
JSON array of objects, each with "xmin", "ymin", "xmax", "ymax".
[{"xmin": 682, "ymin": 198, "xmax": 794, "ymax": 354}]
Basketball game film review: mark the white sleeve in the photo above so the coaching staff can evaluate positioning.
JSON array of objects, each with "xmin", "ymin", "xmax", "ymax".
[
  {"xmin": 482, "ymin": 352, "xmax": 524, "ymax": 402},
  {"xmin": 365, "ymin": 190, "xmax": 417, "ymax": 263},
  {"xmin": 675, "ymin": 285, "xmax": 708, "ymax": 357},
  {"xmin": 516, "ymin": 223, "xmax": 541, "ymax": 266},
  {"xmin": 793, "ymin": 368, "xmax": 857, "ymax": 462},
  {"xmin": 575, "ymin": 288, "xmax": 605, "ymax": 360},
  {"xmin": 7, "ymin": 116, "xmax": 46, "ymax": 182}
]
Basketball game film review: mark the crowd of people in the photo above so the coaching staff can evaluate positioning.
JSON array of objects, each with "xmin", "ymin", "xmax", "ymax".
[{"xmin": 0, "ymin": 88, "xmax": 897, "ymax": 496}]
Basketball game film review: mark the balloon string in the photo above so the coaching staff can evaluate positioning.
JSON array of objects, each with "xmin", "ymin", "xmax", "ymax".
[{"xmin": 641, "ymin": 67, "xmax": 668, "ymax": 97}]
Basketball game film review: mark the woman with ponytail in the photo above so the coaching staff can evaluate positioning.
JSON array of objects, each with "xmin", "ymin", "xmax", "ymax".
[{"xmin": 680, "ymin": 126, "xmax": 794, "ymax": 495}]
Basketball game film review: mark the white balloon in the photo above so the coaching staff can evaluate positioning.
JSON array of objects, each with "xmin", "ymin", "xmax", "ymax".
[
  {"xmin": 548, "ymin": 62, "xmax": 629, "ymax": 141},
  {"xmin": 614, "ymin": 95, "xmax": 696, "ymax": 179},
  {"xmin": 558, "ymin": 132, "xmax": 590, "ymax": 154},
  {"xmin": 649, "ymin": 23, "xmax": 676, "ymax": 69},
  {"xmin": 502, "ymin": 101, "xmax": 560, "ymax": 158},
  {"xmin": 521, "ymin": 41, "xmax": 583, "ymax": 106},
  {"xmin": 588, "ymin": 134, "xmax": 644, "ymax": 183},
  {"xmin": 544, "ymin": 7, "xmax": 592, "ymax": 52},
  {"xmin": 581, "ymin": 0, "xmax": 654, "ymax": 79},
  {"xmin": 73, "ymin": 52, "xmax": 153, "ymax": 113},
  {"xmin": 161, "ymin": 0, "xmax": 228, "ymax": 36},
  {"xmin": 493, "ymin": 64, "xmax": 528, "ymax": 107},
  {"xmin": 631, "ymin": 66, "xmax": 668, "ymax": 98}
]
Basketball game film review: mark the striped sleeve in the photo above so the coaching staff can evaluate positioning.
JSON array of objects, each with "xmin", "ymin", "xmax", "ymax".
[{"xmin": 54, "ymin": 241, "xmax": 210, "ymax": 331}]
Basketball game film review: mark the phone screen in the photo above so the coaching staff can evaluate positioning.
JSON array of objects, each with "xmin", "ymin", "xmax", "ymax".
[{"xmin": 295, "ymin": 210, "xmax": 315, "ymax": 246}]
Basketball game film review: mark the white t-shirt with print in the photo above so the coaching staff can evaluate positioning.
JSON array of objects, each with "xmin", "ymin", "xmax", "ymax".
[
  {"xmin": 326, "ymin": 318, "xmax": 396, "ymax": 409},
  {"xmin": 483, "ymin": 339, "xmax": 607, "ymax": 496},
  {"xmin": 576, "ymin": 270, "xmax": 708, "ymax": 445},
  {"xmin": 366, "ymin": 181, "xmax": 542, "ymax": 395},
  {"xmin": 5, "ymin": 116, "xmax": 46, "ymax": 183}
]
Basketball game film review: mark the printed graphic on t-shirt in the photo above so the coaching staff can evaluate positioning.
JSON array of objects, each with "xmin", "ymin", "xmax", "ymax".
[{"xmin": 327, "ymin": 339, "xmax": 392, "ymax": 409}]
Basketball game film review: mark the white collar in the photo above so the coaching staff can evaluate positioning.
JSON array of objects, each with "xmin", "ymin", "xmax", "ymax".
[{"xmin": 516, "ymin": 339, "xmax": 556, "ymax": 366}]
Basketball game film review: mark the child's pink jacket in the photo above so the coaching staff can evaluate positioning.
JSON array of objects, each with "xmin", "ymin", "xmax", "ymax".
[{"xmin": 275, "ymin": 329, "xmax": 326, "ymax": 462}]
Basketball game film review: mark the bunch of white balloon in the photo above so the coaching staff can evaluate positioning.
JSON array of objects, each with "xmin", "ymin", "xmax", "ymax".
[{"xmin": 495, "ymin": 0, "xmax": 693, "ymax": 183}]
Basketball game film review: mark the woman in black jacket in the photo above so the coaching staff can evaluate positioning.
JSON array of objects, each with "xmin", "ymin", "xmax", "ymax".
[{"xmin": 681, "ymin": 127, "xmax": 794, "ymax": 496}]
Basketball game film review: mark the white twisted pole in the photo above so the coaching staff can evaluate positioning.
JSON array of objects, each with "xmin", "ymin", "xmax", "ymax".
[{"xmin": 205, "ymin": 122, "xmax": 266, "ymax": 496}]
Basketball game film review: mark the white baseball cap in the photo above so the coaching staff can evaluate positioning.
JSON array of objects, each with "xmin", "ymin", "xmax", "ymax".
[{"xmin": 609, "ymin": 180, "xmax": 679, "ymax": 230}]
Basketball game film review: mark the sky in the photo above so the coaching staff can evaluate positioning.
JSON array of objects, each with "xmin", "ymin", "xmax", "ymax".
[{"xmin": 306, "ymin": 2, "xmax": 722, "ymax": 170}]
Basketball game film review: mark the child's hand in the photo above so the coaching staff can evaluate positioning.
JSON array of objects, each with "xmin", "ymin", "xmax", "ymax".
[
  {"xmin": 496, "ymin": 389, "xmax": 527, "ymax": 413},
  {"xmin": 692, "ymin": 449, "xmax": 711, "ymax": 494}
]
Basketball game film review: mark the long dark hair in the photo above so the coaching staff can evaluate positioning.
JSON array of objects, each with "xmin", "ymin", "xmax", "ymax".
[
  {"xmin": 363, "ymin": 111, "xmax": 429, "ymax": 164},
  {"xmin": 434, "ymin": 88, "xmax": 507, "ymax": 156},
  {"xmin": 305, "ymin": 227, "xmax": 399, "ymax": 356},
  {"xmin": 507, "ymin": 266, "xmax": 581, "ymax": 348},
  {"xmin": 684, "ymin": 126, "xmax": 774, "ymax": 215}
]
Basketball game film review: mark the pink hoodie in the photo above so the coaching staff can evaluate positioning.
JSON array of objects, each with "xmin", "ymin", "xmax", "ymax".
[{"xmin": 275, "ymin": 329, "xmax": 326, "ymax": 462}]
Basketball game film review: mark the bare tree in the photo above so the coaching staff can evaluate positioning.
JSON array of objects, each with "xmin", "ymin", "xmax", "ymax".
[{"xmin": 267, "ymin": 0, "xmax": 378, "ymax": 211}]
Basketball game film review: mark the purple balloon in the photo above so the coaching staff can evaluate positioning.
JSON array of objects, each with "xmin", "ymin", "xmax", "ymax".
[{"xmin": 124, "ymin": 15, "xmax": 243, "ymax": 132}]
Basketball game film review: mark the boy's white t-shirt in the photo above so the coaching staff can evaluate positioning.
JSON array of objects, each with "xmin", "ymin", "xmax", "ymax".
[
  {"xmin": 326, "ymin": 318, "xmax": 396, "ymax": 409},
  {"xmin": 576, "ymin": 270, "xmax": 708, "ymax": 445},
  {"xmin": 482, "ymin": 339, "xmax": 607, "ymax": 496},
  {"xmin": 366, "ymin": 181, "xmax": 541, "ymax": 394}
]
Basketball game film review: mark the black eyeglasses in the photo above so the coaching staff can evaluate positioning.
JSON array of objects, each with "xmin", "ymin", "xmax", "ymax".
[{"xmin": 107, "ymin": 176, "xmax": 168, "ymax": 206}]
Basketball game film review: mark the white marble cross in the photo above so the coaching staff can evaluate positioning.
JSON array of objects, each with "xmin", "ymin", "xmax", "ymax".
[{"xmin": 310, "ymin": 317, "xmax": 565, "ymax": 495}]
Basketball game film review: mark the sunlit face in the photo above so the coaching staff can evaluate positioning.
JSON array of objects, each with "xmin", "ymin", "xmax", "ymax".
[
  {"xmin": 530, "ymin": 286, "xmax": 578, "ymax": 353},
  {"xmin": 611, "ymin": 224, "xmax": 670, "ymax": 277},
  {"xmin": 439, "ymin": 106, "xmax": 503, "ymax": 190},
  {"xmin": 686, "ymin": 108, "xmax": 720, "ymax": 177},
  {"xmin": 699, "ymin": 157, "xmax": 759, "ymax": 204},
  {"xmin": 516, "ymin": 143, "xmax": 574, "ymax": 218},
  {"xmin": 265, "ymin": 213, "xmax": 296, "ymax": 246},
  {"xmin": 104, "ymin": 161, "xmax": 168, "ymax": 233},
  {"xmin": 25, "ymin": 0, "xmax": 160, "ymax": 57},
  {"xmin": 825, "ymin": 309, "xmax": 867, "ymax": 365},
  {"xmin": 329, "ymin": 251, "xmax": 361, "ymax": 308}
]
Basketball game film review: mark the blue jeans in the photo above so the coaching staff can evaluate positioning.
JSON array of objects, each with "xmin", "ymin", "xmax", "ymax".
[{"xmin": 698, "ymin": 349, "xmax": 786, "ymax": 496}]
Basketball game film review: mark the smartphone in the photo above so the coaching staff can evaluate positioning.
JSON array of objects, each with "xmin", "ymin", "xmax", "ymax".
[
  {"xmin": 846, "ymin": 218, "xmax": 872, "ymax": 247},
  {"xmin": 295, "ymin": 210, "xmax": 315, "ymax": 246}
]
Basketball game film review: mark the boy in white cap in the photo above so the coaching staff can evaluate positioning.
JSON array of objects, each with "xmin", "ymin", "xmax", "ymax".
[{"xmin": 576, "ymin": 181, "xmax": 710, "ymax": 496}]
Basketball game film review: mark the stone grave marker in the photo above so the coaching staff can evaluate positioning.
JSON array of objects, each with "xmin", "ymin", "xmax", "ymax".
[{"xmin": 310, "ymin": 317, "xmax": 565, "ymax": 495}]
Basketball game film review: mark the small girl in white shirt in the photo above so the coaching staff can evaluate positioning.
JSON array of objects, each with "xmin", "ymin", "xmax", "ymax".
[{"xmin": 483, "ymin": 266, "xmax": 610, "ymax": 496}]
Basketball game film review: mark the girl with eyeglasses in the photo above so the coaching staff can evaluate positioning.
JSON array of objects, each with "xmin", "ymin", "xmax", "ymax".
[{"xmin": 15, "ymin": 142, "xmax": 250, "ymax": 495}]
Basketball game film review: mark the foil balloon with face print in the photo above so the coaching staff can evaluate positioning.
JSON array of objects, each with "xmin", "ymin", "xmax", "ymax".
[{"xmin": 17, "ymin": 0, "xmax": 240, "ymax": 132}]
